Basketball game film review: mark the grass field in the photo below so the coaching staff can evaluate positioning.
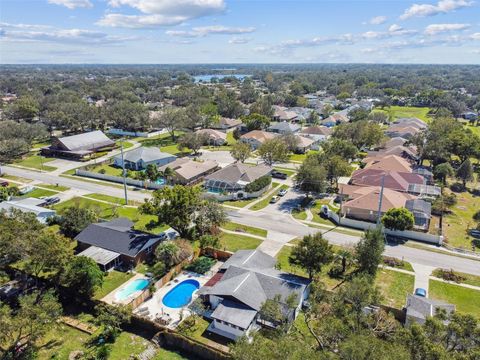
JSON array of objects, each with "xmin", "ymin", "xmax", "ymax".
[
  {"xmin": 53, "ymin": 197, "xmax": 169, "ymax": 234},
  {"xmin": 219, "ymin": 232, "xmax": 262, "ymax": 252},
  {"xmin": 22, "ymin": 187, "xmax": 58, "ymax": 198},
  {"xmin": 429, "ymin": 280, "xmax": 480, "ymax": 318},
  {"xmin": 250, "ymin": 184, "xmax": 289, "ymax": 211},
  {"xmin": 375, "ymin": 268, "xmax": 414, "ymax": 308},
  {"xmin": 85, "ymin": 163, "xmax": 123, "ymax": 176},
  {"xmin": 381, "ymin": 106, "xmax": 432, "ymax": 122},
  {"xmin": 14, "ymin": 154, "xmax": 57, "ymax": 171},
  {"xmin": 223, "ymin": 197, "xmax": 257, "ymax": 208},
  {"xmin": 94, "ymin": 270, "xmax": 134, "ymax": 299},
  {"xmin": 222, "ymin": 221, "xmax": 267, "ymax": 237},
  {"xmin": 85, "ymin": 193, "xmax": 142, "ymax": 206},
  {"xmin": 443, "ymin": 191, "xmax": 480, "ymax": 249}
]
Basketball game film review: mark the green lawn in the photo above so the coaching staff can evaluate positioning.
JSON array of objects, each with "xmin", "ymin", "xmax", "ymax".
[
  {"xmin": 310, "ymin": 199, "xmax": 339, "ymax": 226},
  {"xmin": 250, "ymin": 185, "xmax": 289, "ymax": 211},
  {"xmin": 153, "ymin": 348, "xmax": 192, "ymax": 360},
  {"xmin": 85, "ymin": 193, "xmax": 142, "ymax": 206},
  {"xmin": 0, "ymin": 174, "xmax": 33, "ymax": 183},
  {"xmin": 94, "ymin": 270, "xmax": 134, "ymax": 299},
  {"xmin": 176, "ymin": 316, "xmax": 212, "ymax": 346},
  {"xmin": 273, "ymin": 167, "xmax": 296, "ymax": 177},
  {"xmin": 375, "ymin": 268, "xmax": 415, "ymax": 308},
  {"xmin": 22, "ymin": 187, "xmax": 58, "ymax": 198},
  {"xmin": 85, "ymin": 163, "xmax": 123, "ymax": 176},
  {"xmin": 432, "ymin": 269, "xmax": 480, "ymax": 288},
  {"xmin": 38, "ymin": 183, "xmax": 70, "ymax": 191},
  {"xmin": 291, "ymin": 208, "xmax": 308, "ymax": 220},
  {"xmin": 139, "ymin": 132, "xmax": 191, "ymax": 156},
  {"xmin": 381, "ymin": 106, "xmax": 432, "ymax": 122},
  {"xmin": 53, "ymin": 197, "xmax": 169, "ymax": 234},
  {"xmin": 14, "ymin": 154, "xmax": 57, "ymax": 171},
  {"xmin": 223, "ymin": 197, "xmax": 257, "ymax": 208},
  {"xmin": 429, "ymin": 280, "xmax": 480, "ymax": 318},
  {"xmin": 222, "ymin": 221, "xmax": 267, "ymax": 237},
  {"xmin": 219, "ymin": 232, "xmax": 262, "ymax": 252},
  {"xmin": 463, "ymin": 123, "xmax": 480, "ymax": 137},
  {"xmin": 443, "ymin": 191, "xmax": 480, "ymax": 249},
  {"xmin": 116, "ymin": 140, "xmax": 134, "ymax": 150},
  {"xmin": 31, "ymin": 141, "xmax": 51, "ymax": 150}
]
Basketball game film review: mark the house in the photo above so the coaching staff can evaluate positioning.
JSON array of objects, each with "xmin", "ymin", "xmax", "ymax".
[
  {"xmin": 405, "ymin": 199, "xmax": 432, "ymax": 231},
  {"xmin": 113, "ymin": 146, "xmax": 176, "ymax": 170},
  {"xmin": 363, "ymin": 155, "xmax": 414, "ymax": 173},
  {"xmin": 268, "ymin": 122, "xmax": 301, "ymax": 135},
  {"xmin": 41, "ymin": 130, "xmax": 115, "ymax": 160},
  {"xmin": 195, "ymin": 129, "xmax": 228, "ymax": 146},
  {"xmin": 385, "ymin": 125, "xmax": 422, "ymax": 140},
  {"xmin": 340, "ymin": 186, "xmax": 416, "ymax": 223},
  {"xmin": 273, "ymin": 106, "xmax": 298, "ymax": 122},
  {"xmin": 204, "ymin": 163, "xmax": 272, "ymax": 194},
  {"xmin": 393, "ymin": 117, "xmax": 427, "ymax": 129},
  {"xmin": 157, "ymin": 158, "xmax": 218, "ymax": 185},
  {"xmin": 350, "ymin": 168, "xmax": 424, "ymax": 193},
  {"xmin": 75, "ymin": 218, "xmax": 165, "ymax": 270},
  {"xmin": 212, "ymin": 117, "xmax": 243, "ymax": 132},
  {"xmin": 240, "ymin": 130, "xmax": 277, "ymax": 149},
  {"xmin": 322, "ymin": 111, "xmax": 349, "ymax": 127},
  {"xmin": 301, "ymin": 126, "xmax": 332, "ymax": 150},
  {"xmin": 295, "ymin": 135, "xmax": 315, "ymax": 153},
  {"xmin": 0, "ymin": 198, "xmax": 56, "ymax": 224},
  {"xmin": 199, "ymin": 250, "xmax": 311, "ymax": 341},
  {"xmin": 405, "ymin": 294, "xmax": 455, "ymax": 326},
  {"xmin": 384, "ymin": 137, "xmax": 408, "ymax": 149}
]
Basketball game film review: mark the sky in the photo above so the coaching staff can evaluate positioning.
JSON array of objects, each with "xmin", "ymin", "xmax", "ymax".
[{"xmin": 0, "ymin": 0, "xmax": 479, "ymax": 64}]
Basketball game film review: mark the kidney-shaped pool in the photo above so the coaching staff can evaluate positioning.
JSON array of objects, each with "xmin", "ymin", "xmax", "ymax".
[{"xmin": 162, "ymin": 279, "xmax": 200, "ymax": 308}]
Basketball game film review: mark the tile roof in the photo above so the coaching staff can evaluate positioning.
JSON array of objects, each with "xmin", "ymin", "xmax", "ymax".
[
  {"xmin": 158, "ymin": 158, "xmax": 218, "ymax": 181},
  {"xmin": 342, "ymin": 187, "xmax": 414, "ymax": 213},
  {"xmin": 350, "ymin": 168, "xmax": 424, "ymax": 192},
  {"xmin": 363, "ymin": 155, "xmax": 413, "ymax": 173},
  {"xmin": 195, "ymin": 128, "xmax": 227, "ymax": 141},
  {"xmin": 301, "ymin": 125, "xmax": 332, "ymax": 136},
  {"xmin": 240, "ymin": 130, "xmax": 277, "ymax": 142}
]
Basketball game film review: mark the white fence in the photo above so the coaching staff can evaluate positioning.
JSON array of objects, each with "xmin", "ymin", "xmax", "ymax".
[
  {"xmin": 107, "ymin": 128, "xmax": 167, "ymax": 138},
  {"xmin": 325, "ymin": 208, "xmax": 443, "ymax": 245},
  {"xmin": 75, "ymin": 169, "xmax": 164, "ymax": 190}
]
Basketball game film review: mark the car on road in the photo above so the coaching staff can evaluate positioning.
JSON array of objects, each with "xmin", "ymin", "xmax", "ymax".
[
  {"xmin": 270, "ymin": 195, "xmax": 280, "ymax": 204},
  {"xmin": 271, "ymin": 170, "xmax": 287, "ymax": 179},
  {"xmin": 0, "ymin": 181, "xmax": 9, "ymax": 187},
  {"xmin": 278, "ymin": 189, "xmax": 288, "ymax": 197},
  {"xmin": 414, "ymin": 288, "xmax": 427, "ymax": 297}
]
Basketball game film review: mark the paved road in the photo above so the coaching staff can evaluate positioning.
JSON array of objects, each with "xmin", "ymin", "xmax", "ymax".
[
  {"xmin": 228, "ymin": 208, "xmax": 480, "ymax": 276},
  {"xmin": 2, "ymin": 165, "xmax": 151, "ymax": 203},
  {"xmin": 4, "ymin": 165, "xmax": 480, "ymax": 276}
]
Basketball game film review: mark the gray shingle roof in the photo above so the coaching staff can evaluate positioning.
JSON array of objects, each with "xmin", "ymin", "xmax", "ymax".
[
  {"xmin": 205, "ymin": 164, "xmax": 272, "ymax": 188},
  {"xmin": 268, "ymin": 122, "xmax": 300, "ymax": 133},
  {"xmin": 57, "ymin": 130, "xmax": 115, "ymax": 152},
  {"xmin": 406, "ymin": 294, "xmax": 455, "ymax": 322},
  {"xmin": 115, "ymin": 146, "xmax": 175, "ymax": 163},
  {"xmin": 211, "ymin": 299, "xmax": 257, "ymax": 329},
  {"xmin": 74, "ymin": 218, "xmax": 163, "ymax": 258},
  {"xmin": 219, "ymin": 249, "xmax": 276, "ymax": 271}
]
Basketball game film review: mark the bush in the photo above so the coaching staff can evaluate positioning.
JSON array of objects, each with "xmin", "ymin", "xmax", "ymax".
[
  {"xmin": 244, "ymin": 175, "xmax": 272, "ymax": 193},
  {"xmin": 383, "ymin": 257, "xmax": 404, "ymax": 268},
  {"xmin": 98, "ymin": 168, "xmax": 106, "ymax": 174},
  {"xmin": 473, "ymin": 210, "xmax": 480, "ymax": 222},
  {"xmin": 434, "ymin": 268, "xmax": 466, "ymax": 283},
  {"xmin": 450, "ymin": 182, "xmax": 465, "ymax": 193},
  {"xmin": 185, "ymin": 256, "xmax": 216, "ymax": 274},
  {"xmin": 152, "ymin": 262, "xmax": 166, "ymax": 279}
]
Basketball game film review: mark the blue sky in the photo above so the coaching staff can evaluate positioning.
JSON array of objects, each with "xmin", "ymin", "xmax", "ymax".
[{"xmin": 1, "ymin": 0, "xmax": 479, "ymax": 64}]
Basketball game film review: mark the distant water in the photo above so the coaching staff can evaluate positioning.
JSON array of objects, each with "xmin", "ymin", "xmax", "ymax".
[{"xmin": 193, "ymin": 74, "xmax": 250, "ymax": 83}]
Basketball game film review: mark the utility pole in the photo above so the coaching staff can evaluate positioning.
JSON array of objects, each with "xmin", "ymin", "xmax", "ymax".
[{"xmin": 119, "ymin": 139, "xmax": 128, "ymax": 205}]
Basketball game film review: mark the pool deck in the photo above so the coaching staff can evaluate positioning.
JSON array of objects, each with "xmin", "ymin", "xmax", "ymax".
[
  {"xmin": 102, "ymin": 273, "xmax": 149, "ymax": 305},
  {"xmin": 135, "ymin": 262, "xmax": 223, "ymax": 329}
]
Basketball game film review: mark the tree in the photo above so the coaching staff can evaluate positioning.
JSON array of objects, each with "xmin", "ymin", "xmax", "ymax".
[
  {"xmin": 0, "ymin": 290, "xmax": 62, "ymax": 358},
  {"xmin": 324, "ymin": 155, "xmax": 352, "ymax": 188},
  {"xmin": 348, "ymin": 107, "xmax": 370, "ymax": 122},
  {"xmin": 368, "ymin": 111, "xmax": 389, "ymax": 124},
  {"xmin": 354, "ymin": 228, "xmax": 385, "ymax": 276},
  {"xmin": 295, "ymin": 154, "xmax": 328, "ymax": 193},
  {"xmin": 281, "ymin": 133, "xmax": 300, "ymax": 153},
  {"xmin": 5, "ymin": 95, "xmax": 39, "ymax": 121},
  {"xmin": 381, "ymin": 208, "xmax": 414, "ymax": 231},
  {"xmin": 195, "ymin": 200, "xmax": 227, "ymax": 236},
  {"xmin": 433, "ymin": 162, "xmax": 454, "ymax": 185},
  {"xmin": 94, "ymin": 303, "xmax": 131, "ymax": 343},
  {"xmin": 230, "ymin": 141, "xmax": 252, "ymax": 163},
  {"xmin": 154, "ymin": 107, "xmax": 186, "ymax": 141},
  {"xmin": 250, "ymin": 96, "xmax": 274, "ymax": 117},
  {"xmin": 307, "ymin": 110, "xmax": 320, "ymax": 125},
  {"xmin": 289, "ymin": 232, "xmax": 334, "ymax": 279},
  {"xmin": 145, "ymin": 163, "xmax": 160, "ymax": 182},
  {"xmin": 178, "ymin": 132, "xmax": 208, "ymax": 155},
  {"xmin": 58, "ymin": 206, "xmax": 98, "ymax": 238},
  {"xmin": 321, "ymin": 138, "xmax": 358, "ymax": 161},
  {"xmin": 155, "ymin": 241, "xmax": 180, "ymax": 268},
  {"xmin": 215, "ymin": 88, "xmax": 244, "ymax": 118},
  {"xmin": 141, "ymin": 185, "xmax": 202, "ymax": 239},
  {"xmin": 333, "ymin": 121, "xmax": 384, "ymax": 149},
  {"xmin": 456, "ymin": 159, "xmax": 474, "ymax": 188},
  {"xmin": 106, "ymin": 100, "xmax": 149, "ymax": 131},
  {"xmin": 61, "ymin": 256, "xmax": 104, "ymax": 300},
  {"xmin": 242, "ymin": 113, "xmax": 270, "ymax": 131},
  {"xmin": 258, "ymin": 138, "xmax": 289, "ymax": 165}
]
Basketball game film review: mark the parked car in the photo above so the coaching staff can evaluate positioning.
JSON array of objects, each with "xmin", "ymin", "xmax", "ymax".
[
  {"xmin": 469, "ymin": 229, "xmax": 480, "ymax": 238},
  {"xmin": 19, "ymin": 186, "xmax": 34, "ymax": 195},
  {"xmin": 0, "ymin": 181, "xmax": 9, "ymax": 187},
  {"xmin": 414, "ymin": 288, "xmax": 427, "ymax": 297},
  {"xmin": 43, "ymin": 197, "xmax": 60, "ymax": 206},
  {"xmin": 278, "ymin": 189, "xmax": 288, "ymax": 197},
  {"xmin": 270, "ymin": 195, "xmax": 280, "ymax": 204},
  {"xmin": 271, "ymin": 170, "xmax": 287, "ymax": 179}
]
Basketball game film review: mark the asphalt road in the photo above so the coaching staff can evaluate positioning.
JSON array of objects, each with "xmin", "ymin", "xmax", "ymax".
[{"xmin": 4, "ymin": 165, "xmax": 480, "ymax": 276}]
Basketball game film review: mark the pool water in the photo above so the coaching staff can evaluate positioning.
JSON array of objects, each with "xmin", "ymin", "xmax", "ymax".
[
  {"xmin": 162, "ymin": 279, "xmax": 200, "ymax": 308},
  {"xmin": 155, "ymin": 178, "xmax": 166, "ymax": 185},
  {"xmin": 115, "ymin": 278, "xmax": 149, "ymax": 301}
]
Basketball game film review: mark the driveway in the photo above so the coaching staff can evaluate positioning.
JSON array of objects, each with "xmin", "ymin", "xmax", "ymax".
[{"xmin": 259, "ymin": 188, "xmax": 303, "ymax": 215}]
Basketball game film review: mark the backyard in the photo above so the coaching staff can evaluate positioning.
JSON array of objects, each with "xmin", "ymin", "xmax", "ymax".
[{"xmin": 94, "ymin": 270, "xmax": 134, "ymax": 299}]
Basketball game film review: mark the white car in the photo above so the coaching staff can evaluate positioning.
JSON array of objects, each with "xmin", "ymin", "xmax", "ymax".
[{"xmin": 278, "ymin": 189, "xmax": 288, "ymax": 197}]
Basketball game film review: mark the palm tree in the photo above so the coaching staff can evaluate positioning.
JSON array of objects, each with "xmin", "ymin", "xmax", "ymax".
[
  {"xmin": 155, "ymin": 242, "xmax": 180, "ymax": 268},
  {"xmin": 162, "ymin": 166, "xmax": 174, "ymax": 185},
  {"xmin": 336, "ymin": 249, "xmax": 353, "ymax": 274}
]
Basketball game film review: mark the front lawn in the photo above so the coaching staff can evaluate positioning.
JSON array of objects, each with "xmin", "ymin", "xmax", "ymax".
[
  {"xmin": 14, "ymin": 154, "xmax": 57, "ymax": 171},
  {"xmin": 219, "ymin": 232, "xmax": 262, "ymax": 252},
  {"xmin": 273, "ymin": 167, "xmax": 297, "ymax": 177},
  {"xmin": 38, "ymin": 183, "xmax": 70, "ymax": 191},
  {"xmin": 375, "ymin": 268, "xmax": 414, "ymax": 308},
  {"xmin": 222, "ymin": 221, "xmax": 267, "ymax": 237},
  {"xmin": 443, "ymin": 191, "xmax": 480, "ymax": 250},
  {"xmin": 94, "ymin": 270, "xmax": 134, "ymax": 299},
  {"xmin": 22, "ymin": 187, "xmax": 58, "ymax": 198},
  {"xmin": 223, "ymin": 197, "xmax": 257, "ymax": 208},
  {"xmin": 250, "ymin": 185, "xmax": 289, "ymax": 211},
  {"xmin": 85, "ymin": 163, "xmax": 123, "ymax": 176},
  {"xmin": 429, "ymin": 280, "xmax": 480, "ymax": 318},
  {"xmin": 382, "ymin": 106, "xmax": 432, "ymax": 122},
  {"xmin": 432, "ymin": 269, "xmax": 480, "ymax": 288},
  {"xmin": 85, "ymin": 193, "xmax": 142, "ymax": 206}
]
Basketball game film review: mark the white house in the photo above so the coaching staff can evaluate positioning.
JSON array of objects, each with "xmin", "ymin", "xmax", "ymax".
[
  {"xmin": 113, "ymin": 146, "xmax": 176, "ymax": 171},
  {"xmin": 0, "ymin": 198, "xmax": 56, "ymax": 224}
]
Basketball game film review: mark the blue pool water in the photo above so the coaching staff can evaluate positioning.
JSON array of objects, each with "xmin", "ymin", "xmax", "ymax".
[
  {"xmin": 155, "ymin": 178, "xmax": 166, "ymax": 185},
  {"xmin": 115, "ymin": 278, "xmax": 149, "ymax": 301},
  {"xmin": 162, "ymin": 279, "xmax": 200, "ymax": 308}
]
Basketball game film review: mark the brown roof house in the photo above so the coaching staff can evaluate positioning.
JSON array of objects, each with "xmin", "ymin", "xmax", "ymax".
[
  {"xmin": 42, "ymin": 130, "xmax": 115, "ymax": 160},
  {"xmin": 363, "ymin": 155, "xmax": 414, "ymax": 173},
  {"xmin": 240, "ymin": 130, "xmax": 277, "ymax": 149},
  {"xmin": 300, "ymin": 126, "xmax": 332, "ymax": 149},
  {"xmin": 350, "ymin": 168, "xmax": 424, "ymax": 193},
  {"xmin": 195, "ymin": 129, "xmax": 227, "ymax": 146},
  {"xmin": 294, "ymin": 135, "xmax": 315, "ymax": 154},
  {"xmin": 158, "ymin": 158, "xmax": 218, "ymax": 185},
  {"xmin": 212, "ymin": 117, "xmax": 243, "ymax": 132}
]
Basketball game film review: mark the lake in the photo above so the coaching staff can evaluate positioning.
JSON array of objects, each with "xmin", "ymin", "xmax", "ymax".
[{"xmin": 193, "ymin": 74, "xmax": 251, "ymax": 83}]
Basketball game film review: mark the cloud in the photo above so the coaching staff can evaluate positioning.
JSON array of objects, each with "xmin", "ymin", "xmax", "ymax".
[
  {"xmin": 228, "ymin": 37, "xmax": 251, "ymax": 44},
  {"xmin": 98, "ymin": 0, "xmax": 225, "ymax": 28},
  {"xmin": 471, "ymin": 33, "xmax": 480, "ymax": 40},
  {"xmin": 400, "ymin": 0, "xmax": 474, "ymax": 20},
  {"xmin": 166, "ymin": 25, "xmax": 255, "ymax": 38},
  {"xmin": 0, "ymin": 23, "xmax": 134, "ymax": 45},
  {"xmin": 362, "ymin": 25, "xmax": 417, "ymax": 39},
  {"xmin": 424, "ymin": 23, "xmax": 470, "ymax": 35},
  {"xmin": 48, "ymin": 0, "xmax": 93, "ymax": 9},
  {"xmin": 369, "ymin": 16, "xmax": 387, "ymax": 25}
]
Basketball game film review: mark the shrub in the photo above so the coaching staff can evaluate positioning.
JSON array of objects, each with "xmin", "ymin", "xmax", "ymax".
[
  {"xmin": 185, "ymin": 256, "xmax": 216, "ymax": 274},
  {"xmin": 98, "ymin": 168, "xmax": 106, "ymax": 174},
  {"xmin": 473, "ymin": 210, "xmax": 480, "ymax": 222},
  {"xmin": 434, "ymin": 268, "xmax": 466, "ymax": 283},
  {"xmin": 151, "ymin": 262, "xmax": 166, "ymax": 279},
  {"xmin": 383, "ymin": 257, "xmax": 404, "ymax": 268},
  {"xmin": 244, "ymin": 175, "xmax": 272, "ymax": 193}
]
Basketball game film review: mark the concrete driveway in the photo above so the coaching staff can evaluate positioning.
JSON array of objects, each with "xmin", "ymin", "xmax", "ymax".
[{"xmin": 260, "ymin": 188, "xmax": 304, "ymax": 215}]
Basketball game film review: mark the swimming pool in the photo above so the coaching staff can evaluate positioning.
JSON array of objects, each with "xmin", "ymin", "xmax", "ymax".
[
  {"xmin": 115, "ymin": 278, "xmax": 149, "ymax": 301},
  {"xmin": 162, "ymin": 279, "xmax": 200, "ymax": 308}
]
